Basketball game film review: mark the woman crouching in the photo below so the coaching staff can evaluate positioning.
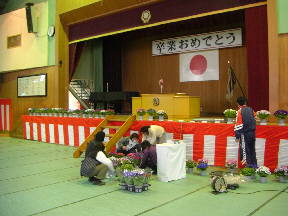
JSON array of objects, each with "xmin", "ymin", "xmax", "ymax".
[{"xmin": 80, "ymin": 131, "xmax": 114, "ymax": 185}]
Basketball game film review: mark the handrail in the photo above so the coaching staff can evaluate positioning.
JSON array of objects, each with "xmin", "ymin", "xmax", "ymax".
[{"xmin": 68, "ymin": 86, "xmax": 89, "ymax": 109}]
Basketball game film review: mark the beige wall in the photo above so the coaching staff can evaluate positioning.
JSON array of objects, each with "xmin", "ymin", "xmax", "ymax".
[{"xmin": 0, "ymin": 2, "xmax": 49, "ymax": 72}]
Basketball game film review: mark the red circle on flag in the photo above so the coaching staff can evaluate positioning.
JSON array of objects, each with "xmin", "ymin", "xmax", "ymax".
[{"xmin": 189, "ymin": 55, "xmax": 207, "ymax": 75}]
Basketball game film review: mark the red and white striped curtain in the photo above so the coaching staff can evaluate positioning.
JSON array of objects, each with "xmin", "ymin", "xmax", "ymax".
[
  {"xmin": 0, "ymin": 98, "xmax": 12, "ymax": 132},
  {"xmin": 22, "ymin": 116, "xmax": 288, "ymax": 170}
]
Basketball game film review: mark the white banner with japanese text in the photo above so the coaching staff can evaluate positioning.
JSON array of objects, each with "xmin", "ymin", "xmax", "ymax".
[{"xmin": 152, "ymin": 28, "xmax": 242, "ymax": 56}]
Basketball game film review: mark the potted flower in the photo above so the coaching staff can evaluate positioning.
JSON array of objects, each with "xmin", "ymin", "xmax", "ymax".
[
  {"xmin": 226, "ymin": 159, "xmax": 237, "ymax": 173},
  {"xmin": 274, "ymin": 110, "xmax": 288, "ymax": 126},
  {"xmin": 197, "ymin": 159, "xmax": 208, "ymax": 176},
  {"xmin": 136, "ymin": 108, "xmax": 146, "ymax": 120},
  {"xmin": 84, "ymin": 109, "xmax": 95, "ymax": 118},
  {"xmin": 147, "ymin": 109, "xmax": 156, "ymax": 121},
  {"xmin": 240, "ymin": 167, "xmax": 256, "ymax": 181},
  {"xmin": 100, "ymin": 109, "xmax": 106, "ymax": 118},
  {"xmin": 274, "ymin": 166, "xmax": 288, "ymax": 183},
  {"xmin": 157, "ymin": 110, "xmax": 166, "ymax": 121},
  {"xmin": 28, "ymin": 108, "xmax": 36, "ymax": 116},
  {"xmin": 256, "ymin": 110, "xmax": 271, "ymax": 125},
  {"xmin": 256, "ymin": 166, "xmax": 271, "ymax": 183},
  {"xmin": 94, "ymin": 109, "xmax": 101, "ymax": 118},
  {"xmin": 186, "ymin": 160, "xmax": 197, "ymax": 174},
  {"xmin": 223, "ymin": 109, "xmax": 237, "ymax": 123},
  {"xmin": 106, "ymin": 109, "xmax": 115, "ymax": 115}
]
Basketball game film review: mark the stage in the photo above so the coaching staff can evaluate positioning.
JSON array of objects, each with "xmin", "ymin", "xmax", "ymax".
[
  {"xmin": 22, "ymin": 115, "xmax": 288, "ymax": 170},
  {"xmin": 0, "ymin": 137, "xmax": 287, "ymax": 216}
]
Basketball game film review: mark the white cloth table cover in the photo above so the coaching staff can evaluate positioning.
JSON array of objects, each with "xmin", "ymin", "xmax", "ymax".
[{"xmin": 156, "ymin": 142, "xmax": 186, "ymax": 182}]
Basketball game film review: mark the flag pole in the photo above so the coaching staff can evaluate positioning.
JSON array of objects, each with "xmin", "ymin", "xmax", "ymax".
[{"xmin": 227, "ymin": 61, "xmax": 246, "ymax": 98}]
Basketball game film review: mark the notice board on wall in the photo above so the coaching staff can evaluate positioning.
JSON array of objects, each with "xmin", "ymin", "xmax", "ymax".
[{"xmin": 17, "ymin": 74, "xmax": 47, "ymax": 97}]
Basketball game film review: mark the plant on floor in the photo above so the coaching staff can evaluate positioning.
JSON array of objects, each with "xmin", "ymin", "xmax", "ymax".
[
  {"xmin": 223, "ymin": 109, "xmax": 237, "ymax": 118},
  {"xmin": 197, "ymin": 159, "xmax": 208, "ymax": 170},
  {"xmin": 106, "ymin": 109, "xmax": 115, "ymax": 115},
  {"xmin": 226, "ymin": 159, "xmax": 237, "ymax": 169},
  {"xmin": 274, "ymin": 110, "xmax": 288, "ymax": 119},
  {"xmin": 274, "ymin": 166, "xmax": 288, "ymax": 177},
  {"xmin": 136, "ymin": 108, "xmax": 146, "ymax": 116},
  {"xmin": 256, "ymin": 110, "xmax": 271, "ymax": 120},
  {"xmin": 186, "ymin": 160, "xmax": 197, "ymax": 168},
  {"xmin": 240, "ymin": 167, "xmax": 256, "ymax": 176},
  {"xmin": 84, "ymin": 109, "xmax": 95, "ymax": 114},
  {"xmin": 256, "ymin": 166, "xmax": 271, "ymax": 177}
]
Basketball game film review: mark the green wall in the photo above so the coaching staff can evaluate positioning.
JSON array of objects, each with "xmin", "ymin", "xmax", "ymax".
[{"xmin": 277, "ymin": 0, "xmax": 288, "ymax": 34}]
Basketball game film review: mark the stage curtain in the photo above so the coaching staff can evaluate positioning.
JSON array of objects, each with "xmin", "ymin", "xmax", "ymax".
[
  {"xmin": 73, "ymin": 39, "xmax": 103, "ymax": 92},
  {"xmin": 245, "ymin": 6, "xmax": 269, "ymax": 110},
  {"xmin": 69, "ymin": 42, "xmax": 85, "ymax": 82}
]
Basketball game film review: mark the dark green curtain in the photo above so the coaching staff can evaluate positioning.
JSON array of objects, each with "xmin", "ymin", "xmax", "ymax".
[{"xmin": 73, "ymin": 39, "xmax": 103, "ymax": 92}]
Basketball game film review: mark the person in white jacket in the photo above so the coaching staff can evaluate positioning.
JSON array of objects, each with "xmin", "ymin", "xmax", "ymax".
[
  {"xmin": 140, "ymin": 125, "xmax": 167, "ymax": 145},
  {"xmin": 82, "ymin": 131, "xmax": 115, "ymax": 185}
]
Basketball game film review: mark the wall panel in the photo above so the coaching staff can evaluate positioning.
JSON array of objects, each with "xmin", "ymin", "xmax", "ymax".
[
  {"xmin": 122, "ymin": 36, "xmax": 247, "ymax": 114},
  {"xmin": 279, "ymin": 34, "xmax": 288, "ymax": 110},
  {"xmin": 0, "ymin": 66, "xmax": 59, "ymax": 137}
]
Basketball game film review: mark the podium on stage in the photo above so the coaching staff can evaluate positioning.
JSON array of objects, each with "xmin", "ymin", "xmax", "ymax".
[{"xmin": 132, "ymin": 93, "xmax": 200, "ymax": 120}]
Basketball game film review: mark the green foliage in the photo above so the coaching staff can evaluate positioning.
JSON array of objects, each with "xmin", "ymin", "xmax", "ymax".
[
  {"xmin": 186, "ymin": 160, "xmax": 197, "ymax": 168},
  {"xmin": 241, "ymin": 167, "xmax": 255, "ymax": 176}
]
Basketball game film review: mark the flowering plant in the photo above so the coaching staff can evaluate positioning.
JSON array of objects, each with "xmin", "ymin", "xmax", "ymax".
[
  {"xmin": 256, "ymin": 110, "xmax": 271, "ymax": 120},
  {"xmin": 28, "ymin": 108, "xmax": 36, "ymax": 113},
  {"xmin": 186, "ymin": 160, "xmax": 197, "ymax": 168},
  {"xmin": 226, "ymin": 159, "xmax": 237, "ymax": 169},
  {"xmin": 157, "ymin": 110, "xmax": 166, "ymax": 116},
  {"xmin": 106, "ymin": 109, "xmax": 115, "ymax": 115},
  {"xmin": 274, "ymin": 166, "xmax": 288, "ymax": 177},
  {"xmin": 51, "ymin": 108, "xmax": 64, "ymax": 113},
  {"xmin": 84, "ymin": 109, "xmax": 95, "ymax": 114},
  {"xmin": 100, "ymin": 110, "xmax": 106, "ymax": 115},
  {"xmin": 274, "ymin": 110, "xmax": 288, "ymax": 119},
  {"xmin": 241, "ymin": 167, "xmax": 256, "ymax": 176},
  {"xmin": 123, "ymin": 169, "xmax": 145, "ymax": 186},
  {"xmin": 256, "ymin": 166, "xmax": 271, "ymax": 177},
  {"xmin": 197, "ymin": 159, "xmax": 208, "ymax": 170},
  {"xmin": 127, "ymin": 152, "xmax": 142, "ymax": 166},
  {"xmin": 147, "ymin": 108, "xmax": 156, "ymax": 116},
  {"xmin": 223, "ymin": 109, "xmax": 237, "ymax": 118},
  {"xmin": 108, "ymin": 152, "xmax": 125, "ymax": 158},
  {"xmin": 136, "ymin": 108, "xmax": 146, "ymax": 116},
  {"xmin": 94, "ymin": 109, "xmax": 101, "ymax": 115}
]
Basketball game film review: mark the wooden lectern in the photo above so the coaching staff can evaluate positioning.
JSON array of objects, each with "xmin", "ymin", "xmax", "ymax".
[{"xmin": 132, "ymin": 93, "xmax": 200, "ymax": 120}]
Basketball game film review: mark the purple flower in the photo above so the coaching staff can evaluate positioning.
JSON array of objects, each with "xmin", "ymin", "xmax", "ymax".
[{"xmin": 274, "ymin": 110, "xmax": 288, "ymax": 119}]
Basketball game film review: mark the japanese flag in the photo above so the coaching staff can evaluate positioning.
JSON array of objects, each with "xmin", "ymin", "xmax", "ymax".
[{"xmin": 179, "ymin": 49, "xmax": 219, "ymax": 82}]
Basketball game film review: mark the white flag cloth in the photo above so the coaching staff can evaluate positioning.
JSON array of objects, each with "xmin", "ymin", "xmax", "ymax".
[{"xmin": 179, "ymin": 49, "xmax": 219, "ymax": 82}]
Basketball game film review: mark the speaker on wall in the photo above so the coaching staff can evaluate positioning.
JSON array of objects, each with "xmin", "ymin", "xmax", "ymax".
[{"xmin": 25, "ymin": 3, "xmax": 38, "ymax": 33}]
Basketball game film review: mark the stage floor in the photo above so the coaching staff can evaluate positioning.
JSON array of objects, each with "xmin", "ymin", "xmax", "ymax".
[{"xmin": 0, "ymin": 137, "xmax": 287, "ymax": 216}]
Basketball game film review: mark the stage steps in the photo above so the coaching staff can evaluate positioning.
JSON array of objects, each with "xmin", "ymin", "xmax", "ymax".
[{"xmin": 73, "ymin": 115, "xmax": 136, "ymax": 158}]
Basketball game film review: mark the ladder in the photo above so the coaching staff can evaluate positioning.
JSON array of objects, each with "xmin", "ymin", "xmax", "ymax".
[{"xmin": 73, "ymin": 115, "xmax": 136, "ymax": 158}]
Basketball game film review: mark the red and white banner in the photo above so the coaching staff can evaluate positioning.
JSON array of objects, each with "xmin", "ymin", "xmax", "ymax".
[
  {"xmin": 0, "ymin": 98, "xmax": 12, "ymax": 131},
  {"xmin": 179, "ymin": 49, "xmax": 219, "ymax": 82},
  {"xmin": 22, "ymin": 116, "xmax": 288, "ymax": 170}
]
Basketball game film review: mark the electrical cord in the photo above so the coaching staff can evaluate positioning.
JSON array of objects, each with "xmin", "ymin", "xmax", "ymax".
[{"xmin": 229, "ymin": 189, "xmax": 288, "ymax": 195}]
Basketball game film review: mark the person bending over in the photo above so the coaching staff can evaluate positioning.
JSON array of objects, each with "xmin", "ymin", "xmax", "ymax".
[
  {"xmin": 81, "ymin": 131, "xmax": 114, "ymax": 185},
  {"xmin": 140, "ymin": 125, "xmax": 166, "ymax": 145},
  {"xmin": 139, "ymin": 140, "xmax": 157, "ymax": 174},
  {"xmin": 116, "ymin": 133, "xmax": 141, "ymax": 155},
  {"xmin": 234, "ymin": 96, "xmax": 257, "ymax": 168}
]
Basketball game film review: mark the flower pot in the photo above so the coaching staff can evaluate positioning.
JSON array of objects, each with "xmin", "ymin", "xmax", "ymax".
[
  {"xmin": 259, "ymin": 119, "xmax": 268, "ymax": 125},
  {"xmin": 127, "ymin": 185, "xmax": 134, "ymax": 192},
  {"xmin": 119, "ymin": 183, "xmax": 128, "ymax": 190},
  {"xmin": 244, "ymin": 175, "xmax": 255, "ymax": 182},
  {"xmin": 227, "ymin": 118, "xmax": 234, "ymax": 124},
  {"xmin": 199, "ymin": 170, "xmax": 206, "ymax": 176},
  {"xmin": 228, "ymin": 168, "xmax": 236, "ymax": 174},
  {"xmin": 278, "ymin": 119, "xmax": 286, "ymax": 126},
  {"xmin": 158, "ymin": 115, "xmax": 164, "ymax": 121},
  {"xmin": 82, "ymin": 114, "xmax": 87, "ymax": 118},
  {"xmin": 58, "ymin": 113, "xmax": 63, "ymax": 117},
  {"xmin": 48, "ymin": 113, "xmax": 53, "ymax": 117},
  {"xmin": 63, "ymin": 113, "xmax": 68, "ymax": 117},
  {"xmin": 279, "ymin": 176, "xmax": 288, "ymax": 183},
  {"xmin": 88, "ymin": 114, "xmax": 93, "ymax": 118},
  {"xmin": 100, "ymin": 115, "xmax": 105, "ymax": 119},
  {"xmin": 53, "ymin": 113, "xmax": 58, "ymax": 117},
  {"xmin": 134, "ymin": 186, "xmax": 143, "ymax": 193},
  {"xmin": 142, "ymin": 183, "xmax": 149, "ymax": 191},
  {"xmin": 95, "ymin": 114, "xmax": 99, "ymax": 118},
  {"xmin": 148, "ymin": 116, "xmax": 153, "ymax": 121},
  {"xmin": 187, "ymin": 168, "xmax": 194, "ymax": 174},
  {"xmin": 259, "ymin": 176, "xmax": 267, "ymax": 183},
  {"xmin": 138, "ymin": 115, "xmax": 143, "ymax": 120}
]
